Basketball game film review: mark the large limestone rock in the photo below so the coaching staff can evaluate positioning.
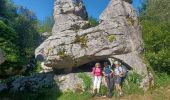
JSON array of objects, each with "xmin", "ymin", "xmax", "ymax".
[
  {"xmin": 0, "ymin": 72, "xmax": 85, "ymax": 93},
  {"xmin": 52, "ymin": 0, "xmax": 88, "ymax": 34},
  {"xmin": 35, "ymin": 0, "xmax": 147, "ymax": 75},
  {"xmin": 0, "ymin": 48, "xmax": 5, "ymax": 65}
]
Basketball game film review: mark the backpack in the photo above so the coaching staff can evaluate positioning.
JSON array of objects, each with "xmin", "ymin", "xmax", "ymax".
[{"xmin": 120, "ymin": 65, "xmax": 128, "ymax": 77}]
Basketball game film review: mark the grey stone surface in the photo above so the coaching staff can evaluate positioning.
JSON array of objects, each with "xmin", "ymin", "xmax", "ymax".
[
  {"xmin": 0, "ymin": 48, "xmax": 5, "ymax": 65},
  {"xmin": 35, "ymin": 0, "xmax": 152, "ymax": 90},
  {"xmin": 35, "ymin": 0, "xmax": 146, "ymax": 74},
  {"xmin": 0, "ymin": 72, "xmax": 87, "ymax": 93}
]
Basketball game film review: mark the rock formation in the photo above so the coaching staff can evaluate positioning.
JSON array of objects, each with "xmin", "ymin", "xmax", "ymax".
[
  {"xmin": 0, "ymin": 72, "xmax": 85, "ymax": 93},
  {"xmin": 0, "ymin": 48, "xmax": 5, "ymax": 65},
  {"xmin": 35, "ymin": 0, "xmax": 147, "ymax": 75}
]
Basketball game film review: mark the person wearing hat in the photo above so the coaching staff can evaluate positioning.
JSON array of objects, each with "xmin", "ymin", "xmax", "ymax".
[
  {"xmin": 103, "ymin": 62, "xmax": 114, "ymax": 98},
  {"xmin": 114, "ymin": 61, "xmax": 124, "ymax": 96}
]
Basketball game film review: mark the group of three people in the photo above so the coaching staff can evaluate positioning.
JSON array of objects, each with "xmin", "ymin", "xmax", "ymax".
[{"xmin": 92, "ymin": 61, "xmax": 125, "ymax": 97}]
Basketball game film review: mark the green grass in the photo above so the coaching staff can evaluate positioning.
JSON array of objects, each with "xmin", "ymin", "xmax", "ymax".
[
  {"xmin": 58, "ymin": 91, "xmax": 92, "ymax": 100},
  {"xmin": 154, "ymin": 72, "xmax": 170, "ymax": 88}
]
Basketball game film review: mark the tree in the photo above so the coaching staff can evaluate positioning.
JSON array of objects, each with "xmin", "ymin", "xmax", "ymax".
[{"xmin": 140, "ymin": 0, "xmax": 170, "ymax": 74}]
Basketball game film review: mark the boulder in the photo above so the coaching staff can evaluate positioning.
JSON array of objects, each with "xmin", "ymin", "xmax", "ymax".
[
  {"xmin": 0, "ymin": 72, "xmax": 86, "ymax": 93},
  {"xmin": 35, "ymin": 0, "xmax": 147, "ymax": 75},
  {"xmin": 0, "ymin": 48, "xmax": 5, "ymax": 65}
]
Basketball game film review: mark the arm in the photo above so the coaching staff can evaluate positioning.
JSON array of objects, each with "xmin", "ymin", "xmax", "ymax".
[{"xmin": 119, "ymin": 67, "xmax": 124, "ymax": 76}]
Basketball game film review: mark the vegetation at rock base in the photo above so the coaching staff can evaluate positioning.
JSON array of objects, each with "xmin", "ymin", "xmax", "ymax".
[
  {"xmin": 121, "ymin": 71, "xmax": 143, "ymax": 95},
  {"xmin": 78, "ymin": 72, "xmax": 92, "ymax": 91}
]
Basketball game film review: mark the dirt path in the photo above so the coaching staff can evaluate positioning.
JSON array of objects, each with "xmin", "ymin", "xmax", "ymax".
[{"xmin": 91, "ymin": 85, "xmax": 170, "ymax": 100}]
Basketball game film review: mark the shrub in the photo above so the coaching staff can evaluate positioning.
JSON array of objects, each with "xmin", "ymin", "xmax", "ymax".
[
  {"xmin": 100, "ymin": 85, "xmax": 108, "ymax": 95},
  {"xmin": 121, "ymin": 71, "xmax": 143, "ymax": 94},
  {"xmin": 154, "ymin": 72, "xmax": 170, "ymax": 88},
  {"xmin": 78, "ymin": 73, "xmax": 92, "ymax": 91},
  {"xmin": 34, "ymin": 61, "xmax": 42, "ymax": 73}
]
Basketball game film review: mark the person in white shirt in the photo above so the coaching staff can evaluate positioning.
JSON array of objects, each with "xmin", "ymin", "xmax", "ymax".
[{"xmin": 114, "ymin": 61, "xmax": 123, "ymax": 96}]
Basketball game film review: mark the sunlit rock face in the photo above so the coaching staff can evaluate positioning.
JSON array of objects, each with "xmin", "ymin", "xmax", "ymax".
[{"xmin": 35, "ymin": 0, "xmax": 147, "ymax": 75}]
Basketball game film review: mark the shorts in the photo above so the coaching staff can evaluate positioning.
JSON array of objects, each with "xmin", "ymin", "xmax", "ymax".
[
  {"xmin": 115, "ymin": 76, "xmax": 122, "ymax": 84},
  {"xmin": 93, "ymin": 76, "xmax": 102, "ymax": 89}
]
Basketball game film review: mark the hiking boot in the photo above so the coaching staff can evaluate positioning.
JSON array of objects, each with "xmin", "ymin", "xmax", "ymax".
[
  {"xmin": 92, "ymin": 93, "xmax": 96, "ymax": 97},
  {"xmin": 119, "ymin": 92, "xmax": 124, "ymax": 97},
  {"xmin": 96, "ymin": 93, "xmax": 101, "ymax": 97}
]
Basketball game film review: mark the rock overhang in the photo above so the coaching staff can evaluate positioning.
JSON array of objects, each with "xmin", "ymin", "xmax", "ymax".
[{"xmin": 35, "ymin": 0, "xmax": 147, "ymax": 75}]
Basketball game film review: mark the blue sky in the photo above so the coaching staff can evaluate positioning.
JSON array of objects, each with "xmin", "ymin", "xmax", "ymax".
[{"xmin": 12, "ymin": 0, "xmax": 143, "ymax": 21}]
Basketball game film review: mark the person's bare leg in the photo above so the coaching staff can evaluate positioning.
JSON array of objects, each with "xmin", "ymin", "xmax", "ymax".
[
  {"xmin": 115, "ymin": 84, "xmax": 119, "ymax": 93},
  {"xmin": 97, "ymin": 88, "xmax": 100, "ymax": 94},
  {"xmin": 93, "ymin": 88, "xmax": 96, "ymax": 94},
  {"xmin": 117, "ymin": 84, "xmax": 123, "ymax": 95}
]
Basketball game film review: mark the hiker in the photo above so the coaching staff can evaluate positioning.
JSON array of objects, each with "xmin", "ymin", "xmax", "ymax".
[
  {"xmin": 103, "ymin": 62, "xmax": 114, "ymax": 98},
  {"xmin": 114, "ymin": 61, "xmax": 124, "ymax": 96},
  {"xmin": 92, "ymin": 63, "xmax": 102, "ymax": 96}
]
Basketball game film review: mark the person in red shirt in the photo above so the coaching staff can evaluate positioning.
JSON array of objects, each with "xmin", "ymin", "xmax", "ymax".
[{"xmin": 92, "ymin": 63, "xmax": 102, "ymax": 96}]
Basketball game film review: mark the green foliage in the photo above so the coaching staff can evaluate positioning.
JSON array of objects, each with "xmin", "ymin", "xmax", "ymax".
[
  {"xmin": 34, "ymin": 61, "xmax": 42, "ymax": 73},
  {"xmin": 140, "ymin": 0, "xmax": 170, "ymax": 74},
  {"xmin": 78, "ymin": 73, "xmax": 92, "ymax": 91},
  {"xmin": 121, "ymin": 71, "xmax": 143, "ymax": 95},
  {"xmin": 0, "ymin": 21, "xmax": 19, "ymax": 63},
  {"xmin": 0, "ymin": 0, "xmax": 40, "ymax": 75},
  {"xmin": 140, "ymin": 0, "xmax": 170, "ymax": 23},
  {"xmin": 74, "ymin": 35, "xmax": 87, "ymax": 47},
  {"xmin": 100, "ymin": 85, "xmax": 108, "ymax": 95},
  {"xmin": 88, "ymin": 17, "xmax": 99, "ymax": 27},
  {"xmin": 107, "ymin": 35, "xmax": 116, "ymax": 42},
  {"xmin": 154, "ymin": 72, "xmax": 170, "ymax": 88}
]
